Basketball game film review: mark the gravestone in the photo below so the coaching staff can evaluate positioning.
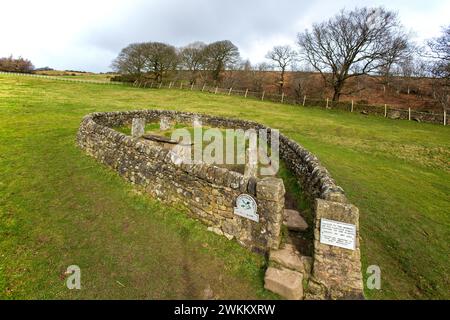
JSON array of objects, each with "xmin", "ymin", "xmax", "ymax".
[
  {"xmin": 131, "ymin": 118, "xmax": 145, "ymax": 138},
  {"xmin": 160, "ymin": 117, "xmax": 171, "ymax": 131}
]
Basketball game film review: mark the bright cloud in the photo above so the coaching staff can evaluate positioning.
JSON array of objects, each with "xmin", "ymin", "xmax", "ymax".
[{"xmin": 0, "ymin": 0, "xmax": 448, "ymax": 72}]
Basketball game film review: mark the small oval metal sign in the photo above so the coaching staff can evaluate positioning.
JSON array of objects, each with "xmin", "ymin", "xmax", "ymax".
[{"xmin": 234, "ymin": 194, "xmax": 259, "ymax": 222}]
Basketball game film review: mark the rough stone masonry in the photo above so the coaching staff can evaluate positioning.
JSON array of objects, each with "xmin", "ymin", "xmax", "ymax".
[{"xmin": 76, "ymin": 109, "xmax": 364, "ymax": 300}]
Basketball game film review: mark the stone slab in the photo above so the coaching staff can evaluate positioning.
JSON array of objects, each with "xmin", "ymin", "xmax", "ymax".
[
  {"xmin": 269, "ymin": 244, "xmax": 312, "ymax": 274},
  {"xmin": 284, "ymin": 209, "xmax": 308, "ymax": 232},
  {"xmin": 264, "ymin": 267, "xmax": 304, "ymax": 300}
]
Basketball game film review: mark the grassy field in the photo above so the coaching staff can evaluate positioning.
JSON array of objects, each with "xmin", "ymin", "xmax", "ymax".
[
  {"xmin": 34, "ymin": 70, "xmax": 115, "ymax": 82},
  {"xmin": 0, "ymin": 74, "xmax": 449, "ymax": 300}
]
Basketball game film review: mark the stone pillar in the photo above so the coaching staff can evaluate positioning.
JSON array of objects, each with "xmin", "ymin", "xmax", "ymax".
[
  {"xmin": 160, "ymin": 117, "xmax": 171, "ymax": 131},
  {"xmin": 256, "ymin": 177, "xmax": 285, "ymax": 250},
  {"xmin": 193, "ymin": 115, "xmax": 202, "ymax": 128},
  {"xmin": 306, "ymin": 199, "xmax": 364, "ymax": 300},
  {"xmin": 244, "ymin": 147, "xmax": 258, "ymax": 179},
  {"xmin": 131, "ymin": 118, "xmax": 145, "ymax": 138}
]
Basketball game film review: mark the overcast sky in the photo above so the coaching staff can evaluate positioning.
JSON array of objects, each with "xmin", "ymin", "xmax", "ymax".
[{"xmin": 1, "ymin": 0, "xmax": 448, "ymax": 72}]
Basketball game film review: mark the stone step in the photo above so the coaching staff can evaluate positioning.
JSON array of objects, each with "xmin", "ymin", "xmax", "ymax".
[
  {"xmin": 269, "ymin": 244, "xmax": 312, "ymax": 275},
  {"xmin": 264, "ymin": 267, "xmax": 304, "ymax": 300},
  {"xmin": 284, "ymin": 209, "xmax": 308, "ymax": 232}
]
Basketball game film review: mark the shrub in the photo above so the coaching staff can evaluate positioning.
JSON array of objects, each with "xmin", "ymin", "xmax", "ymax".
[{"xmin": 0, "ymin": 56, "xmax": 34, "ymax": 73}]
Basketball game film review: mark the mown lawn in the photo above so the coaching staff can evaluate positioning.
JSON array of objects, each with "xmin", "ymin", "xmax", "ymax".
[{"xmin": 0, "ymin": 74, "xmax": 449, "ymax": 299}]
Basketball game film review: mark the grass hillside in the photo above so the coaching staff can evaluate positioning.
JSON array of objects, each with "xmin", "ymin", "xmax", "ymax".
[{"xmin": 0, "ymin": 74, "xmax": 448, "ymax": 299}]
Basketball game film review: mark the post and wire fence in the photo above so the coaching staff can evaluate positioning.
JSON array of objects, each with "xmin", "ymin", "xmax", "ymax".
[
  {"xmin": 0, "ymin": 71, "xmax": 447, "ymax": 126},
  {"xmin": 137, "ymin": 79, "xmax": 447, "ymax": 126}
]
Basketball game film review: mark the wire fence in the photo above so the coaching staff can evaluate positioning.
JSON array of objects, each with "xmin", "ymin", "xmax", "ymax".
[
  {"xmin": 1, "ymin": 71, "xmax": 447, "ymax": 126},
  {"xmin": 139, "ymin": 79, "xmax": 447, "ymax": 126}
]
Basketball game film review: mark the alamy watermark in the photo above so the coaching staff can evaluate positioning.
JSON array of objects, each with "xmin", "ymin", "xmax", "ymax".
[
  {"xmin": 168, "ymin": 122, "xmax": 280, "ymax": 176},
  {"xmin": 366, "ymin": 265, "xmax": 381, "ymax": 290},
  {"xmin": 66, "ymin": 265, "xmax": 81, "ymax": 290}
]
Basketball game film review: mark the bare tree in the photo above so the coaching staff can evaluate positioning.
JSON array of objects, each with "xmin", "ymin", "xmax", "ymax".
[
  {"xmin": 399, "ymin": 56, "xmax": 415, "ymax": 95},
  {"xmin": 266, "ymin": 45, "xmax": 297, "ymax": 94},
  {"xmin": 112, "ymin": 42, "xmax": 178, "ymax": 83},
  {"xmin": 179, "ymin": 42, "xmax": 207, "ymax": 84},
  {"xmin": 142, "ymin": 42, "xmax": 178, "ymax": 83},
  {"xmin": 204, "ymin": 40, "xmax": 240, "ymax": 83},
  {"xmin": 428, "ymin": 25, "xmax": 450, "ymax": 81},
  {"xmin": 428, "ymin": 25, "xmax": 450, "ymax": 113},
  {"xmin": 0, "ymin": 55, "xmax": 34, "ymax": 73},
  {"xmin": 297, "ymin": 7, "xmax": 408, "ymax": 101},
  {"xmin": 111, "ymin": 43, "xmax": 147, "ymax": 76},
  {"xmin": 378, "ymin": 36, "xmax": 411, "ymax": 93}
]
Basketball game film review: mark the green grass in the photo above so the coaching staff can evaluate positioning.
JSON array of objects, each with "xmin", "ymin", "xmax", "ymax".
[{"xmin": 0, "ymin": 74, "xmax": 449, "ymax": 300}]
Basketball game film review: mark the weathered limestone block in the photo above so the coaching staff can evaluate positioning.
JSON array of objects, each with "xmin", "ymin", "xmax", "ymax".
[
  {"xmin": 284, "ymin": 209, "xmax": 308, "ymax": 232},
  {"xmin": 264, "ymin": 267, "xmax": 304, "ymax": 300},
  {"xmin": 131, "ymin": 118, "xmax": 146, "ymax": 138},
  {"xmin": 256, "ymin": 177, "xmax": 285, "ymax": 202},
  {"xmin": 388, "ymin": 110, "xmax": 401, "ymax": 120},
  {"xmin": 254, "ymin": 178, "xmax": 285, "ymax": 250},
  {"xmin": 309, "ymin": 199, "xmax": 364, "ymax": 300},
  {"xmin": 269, "ymin": 244, "xmax": 311, "ymax": 275}
]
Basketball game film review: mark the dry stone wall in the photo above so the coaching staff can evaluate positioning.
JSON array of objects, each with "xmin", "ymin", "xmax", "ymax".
[
  {"xmin": 77, "ymin": 110, "xmax": 285, "ymax": 254},
  {"xmin": 77, "ymin": 109, "xmax": 364, "ymax": 299}
]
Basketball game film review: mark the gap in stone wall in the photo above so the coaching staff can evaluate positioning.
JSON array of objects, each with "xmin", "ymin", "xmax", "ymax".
[{"xmin": 276, "ymin": 161, "xmax": 314, "ymax": 258}]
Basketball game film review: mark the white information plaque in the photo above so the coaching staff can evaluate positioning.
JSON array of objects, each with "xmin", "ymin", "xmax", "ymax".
[
  {"xmin": 320, "ymin": 218, "xmax": 356, "ymax": 251},
  {"xmin": 234, "ymin": 194, "xmax": 259, "ymax": 222}
]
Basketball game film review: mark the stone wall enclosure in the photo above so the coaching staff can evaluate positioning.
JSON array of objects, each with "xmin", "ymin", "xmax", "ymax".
[{"xmin": 77, "ymin": 109, "xmax": 364, "ymax": 300}]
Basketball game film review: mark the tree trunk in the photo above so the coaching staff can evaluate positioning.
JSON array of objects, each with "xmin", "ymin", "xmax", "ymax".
[
  {"xmin": 279, "ymin": 69, "xmax": 285, "ymax": 94},
  {"xmin": 332, "ymin": 79, "xmax": 345, "ymax": 101},
  {"xmin": 332, "ymin": 91, "xmax": 341, "ymax": 102}
]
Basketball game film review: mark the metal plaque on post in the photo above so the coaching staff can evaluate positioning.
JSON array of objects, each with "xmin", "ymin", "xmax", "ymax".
[
  {"xmin": 234, "ymin": 194, "xmax": 259, "ymax": 222},
  {"xmin": 320, "ymin": 218, "xmax": 356, "ymax": 250}
]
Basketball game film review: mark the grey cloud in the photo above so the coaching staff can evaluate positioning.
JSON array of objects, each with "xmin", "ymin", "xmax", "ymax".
[{"xmin": 83, "ymin": 0, "xmax": 312, "ymax": 57}]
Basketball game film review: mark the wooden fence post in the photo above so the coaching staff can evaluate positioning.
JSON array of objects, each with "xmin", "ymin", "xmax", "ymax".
[
  {"xmin": 384, "ymin": 104, "xmax": 387, "ymax": 117},
  {"xmin": 303, "ymin": 95, "xmax": 306, "ymax": 106},
  {"xmin": 228, "ymin": 87, "xmax": 233, "ymax": 96},
  {"xmin": 215, "ymin": 87, "xmax": 218, "ymax": 94},
  {"xmin": 281, "ymin": 92, "xmax": 285, "ymax": 103},
  {"xmin": 180, "ymin": 82, "xmax": 183, "ymax": 89},
  {"xmin": 245, "ymin": 89, "xmax": 248, "ymax": 98},
  {"xmin": 444, "ymin": 110, "xmax": 447, "ymax": 126},
  {"xmin": 408, "ymin": 108, "xmax": 411, "ymax": 121},
  {"xmin": 261, "ymin": 91, "xmax": 265, "ymax": 101},
  {"xmin": 351, "ymin": 100, "xmax": 354, "ymax": 112},
  {"xmin": 169, "ymin": 82, "xmax": 173, "ymax": 89},
  {"xmin": 326, "ymin": 98, "xmax": 329, "ymax": 109}
]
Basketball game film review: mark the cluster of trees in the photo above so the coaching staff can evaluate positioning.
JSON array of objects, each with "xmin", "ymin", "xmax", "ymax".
[
  {"xmin": 427, "ymin": 26, "xmax": 450, "ymax": 111},
  {"xmin": 112, "ymin": 7, "xmax": 449, "ymax": 109},
  {"xmin": 112, "ymin": 40, "xmax": 239, "ymax": 85},
  {"xmin": 0, "ymin": 55, "xmax": 34, "ymax": 73}
]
